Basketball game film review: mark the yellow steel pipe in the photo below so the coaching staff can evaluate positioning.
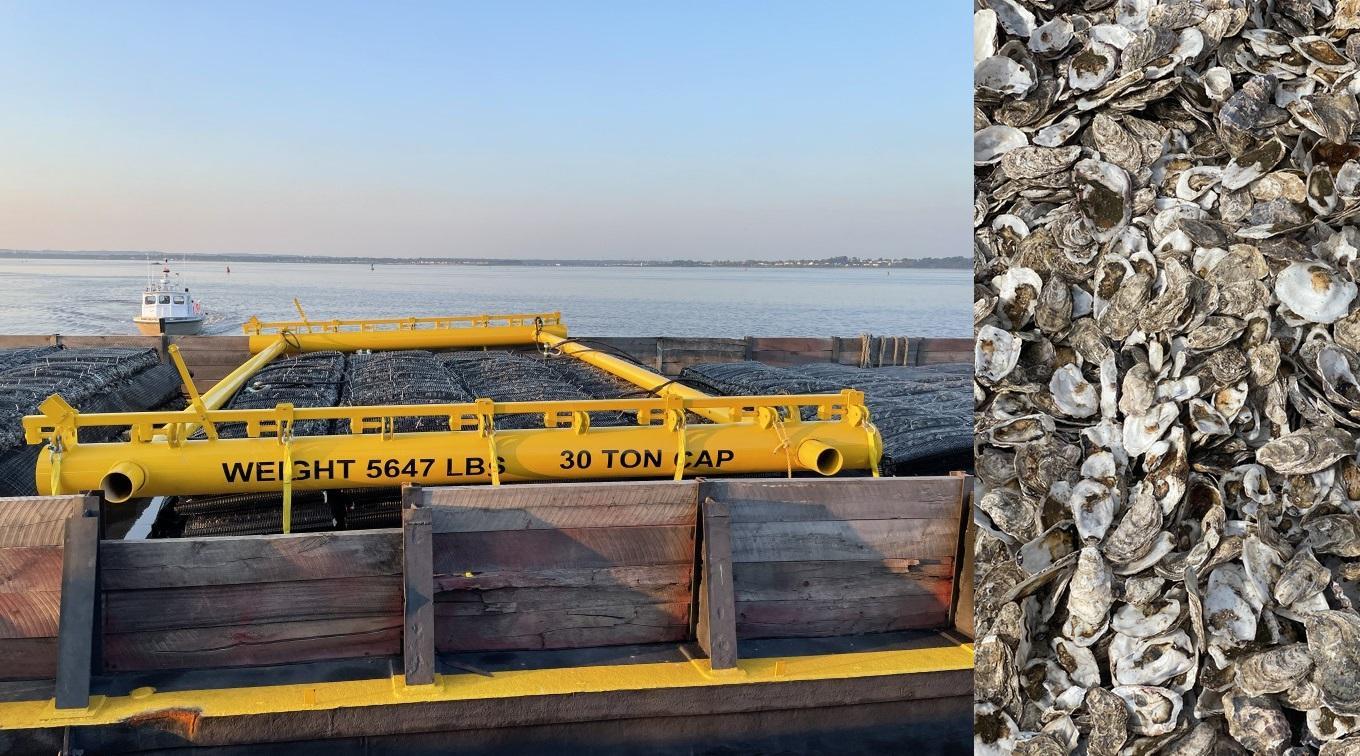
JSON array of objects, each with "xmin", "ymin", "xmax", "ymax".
[
  {"xmin": 155, "ymin": 337, "xmax": 289, "ymax": 441},
  {"xmin": 248, "ymin": 323, "xmax": 567, "ymax": 354},
  {"xmin": 39, "ymin": 421, "xmax": 872, "ymax": 499},
  {"xmin": 796, "ymin": 439, "xmax": 843, "ymax": 476},
  {"xmin": 536, "ymin": 332, "xmax": 735, "ymax": 423},
  {"xmin": 100, "ymin": 461, "xmax": 146, "ymax": 503},
  {"xmin": 203, "ymin": 337, "xmax": 289, "ymax": 408}
]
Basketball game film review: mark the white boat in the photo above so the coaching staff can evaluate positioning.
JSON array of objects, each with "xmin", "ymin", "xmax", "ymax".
[{"xmin": 133, "ymin": 260, "xmax": 206, "ymax": 336}]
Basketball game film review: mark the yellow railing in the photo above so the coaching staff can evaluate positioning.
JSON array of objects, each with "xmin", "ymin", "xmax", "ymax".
[{"xmin": 243, "ymin": 312, "xmax": 563, "ymax": 335}]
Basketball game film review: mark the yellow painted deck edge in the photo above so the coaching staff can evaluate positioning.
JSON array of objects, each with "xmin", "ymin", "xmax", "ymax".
[{"xmin": 0, "ymin": 636, "xmax": 974, "ymax": 730}]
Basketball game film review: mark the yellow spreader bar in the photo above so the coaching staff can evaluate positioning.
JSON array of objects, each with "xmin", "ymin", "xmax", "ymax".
[{"xmin": 0, "ymin": 640, "xmax": 973, "ymax": 730}]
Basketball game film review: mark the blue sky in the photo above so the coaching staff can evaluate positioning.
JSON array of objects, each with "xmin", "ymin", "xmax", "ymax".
[{"xmin": 0, "ymin": 2, "xmax": 968, "ymax": 259}]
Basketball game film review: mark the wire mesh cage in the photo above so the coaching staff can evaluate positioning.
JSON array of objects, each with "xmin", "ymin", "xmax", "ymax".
[
  {"xmin": 439, "ymin": 350, "xmax": 632, "ymax": 429},
  {"xmin": 681, "ymin": 361, "xmax": 971, "ymax": 475}
]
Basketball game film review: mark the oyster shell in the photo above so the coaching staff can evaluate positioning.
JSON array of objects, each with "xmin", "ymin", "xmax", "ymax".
[
  {"xmin": 1308, "ymin": 611, "xmax": 1360, "ymax": 715},
  {"xmin": 1257, "ymin": 427, "xmax": 1355, "ymax": 475},
  {"xmin": 1235, "ymin": 643, "xmax": 1315, "ymax": 696},
  {"xmin": 1111, "ymin": 685, "xmax": 1182, "ymax": 736},
  {"xmin": 1275, "ymin": 262, "xmax": 1358, "ymax": 324},
  {"xmin": 975, "ymin": 3, "xmax": 1360, "ymax": 750}
]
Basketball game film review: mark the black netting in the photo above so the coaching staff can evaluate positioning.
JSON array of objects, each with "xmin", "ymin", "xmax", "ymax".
[
  {"xmin": 78, "ymin": 364, "xmax": 185, "ymax": 443},
  {"xmin": 541, "ymin": 354, "xmax": 652, "ymax": 399},
  {"xmin": 0, "ymin": 445, "xmax": 42, "ymax": 497},
  {"xmin": 166, "ymin": 491, "xmax": 334, "ymax": 536},
  {"xmin": 202, "ymin": 351, "xmax": 347, "ymax": 439},
  {"xmin": 344, "ymin": 351, "xmax": 471, "ymax": 433},
  {"xmin": 680, "ymin": 360, "xmax": 971, "ymax": 476},
  {"xmin": 0, "ymin": 346, "xmax": 60, "ymax": 374},
  {"xmin": 333, "ymin": 487, "xmax": 402, "ymax": 529},
  {"xmin": 439, "ymin": 351, "xmax": 631, "ymax": 429},
  {"xmin": 0, "ymin": 348, "xmax": 180, "ymax": 495},
  {"xmin": 0, "ymin": 347, "xmax": 165, "ymax": 449}
]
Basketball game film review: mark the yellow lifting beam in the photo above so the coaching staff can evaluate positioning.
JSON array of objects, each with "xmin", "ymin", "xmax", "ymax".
[
  {"xmin": 25, "ymin": 311, "xmax": 883, "ymax": 502},
  {"xmin": 25, "ymin": 393, "xmax": 878, "ymax": 501},
  {"xmin": 242, "ymin": 312, "xmax": 567, "ymax": 354},
  {"xmin": 536, "ymin": 331, "xmax": 736, "ymax": 423}
]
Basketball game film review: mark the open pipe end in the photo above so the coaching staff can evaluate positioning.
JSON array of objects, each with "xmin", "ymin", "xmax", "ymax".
[
  {"xmin": 101, "ymin": 462, "xmax": 147, "ymax": 504},
  {"xmin": 797, "ymin": 440, "xmax": 844, "ymax": 477}
]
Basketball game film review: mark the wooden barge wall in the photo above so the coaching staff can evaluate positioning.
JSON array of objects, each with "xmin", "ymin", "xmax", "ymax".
[
  {"xmin": 0, "ymin": 334, "xmax": 971, "ymax": 392},
  {"xmin": 0, "ymin": 477, "xmax": 967, "ymax": 682},
  {"xmin": 0, "ymin": 476, "xmax": 973, "ymax": 752}
]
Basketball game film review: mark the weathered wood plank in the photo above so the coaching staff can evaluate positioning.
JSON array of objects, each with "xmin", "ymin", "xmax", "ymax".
[
  {"xmin": 916, "ymin": 338, "xmax": 971, "ymax": 351},
  {"xmin": 950, "ymin": 472, "xmax": 975, "ymax": 637},
  {"xmin": 425, "ymin": 481, "xmax": 696, "ymax": 511},
  {"xmin": 0, "ymin": 591, "xmax": 61, "ymax": 639},
  {"xmin": 174, "ymin": 351, "xmax": 254, "ymax": 367},
  {"xmin": 102, "ymin": 616, "xmax": 402, "ymax": 672},
  {"xmin": 54, "ymin": 505, "xmax": 99, "ymax": 710},
  {"xmin": 0, "ymin": 546, "xmax": 63, "ymax": 593},
  {"xmin": 429, "ymin": 501, "xmax": 695, "ymax": 532},
  {"xmin": 750, "ymin": 338, "xmax": 834, "ymax": 353},
  {"xmin": 435, "ymin": 581, "xmax": 691, "ymax": 613},
  {"xmin": 709, "ymin": 477, "xmax": 963, "ymax": 522},
  {"xmin": 736, "ymin": 600, "xmax": 949, "ymax": 639},
  {"xmin": 729, "ymin": 520, "xmax": 958, "ymax": 563},
  {"xmin": 921, "ymin": 356, "xmax": 970, "ymax": 367},
  {"xmin": 427, "ymin": 481, "xmax": 697, "ymax": 532},
  {"xmin": 433, "ymin": 564, "xmax": 691, "ymax": 592},
  {"xmin": 168, "ymin": 336, "xmax": 250, "ymax": 352},
  {"xmin": 737, "ymin": 592, "xmax": 951, "ymax": 637},
  {"xmin": 433, "ymin": 525, "xmax": 694, "ymax": 573},
  {"xmin": 697, "ymin": 499, "xmax": 737, "ymax": 670},
  {"xmin": 57, "ymin": 336, "xmax": 161, "ymax": 350},
  {"xmin": 0, "ymin": 336, "xmax": 56, "ymax": 348},
  {"xmin": 433, "ymin": 602, "xmax": 689, "ymax": 652},
  {"xmin": 100, "ymin": 529, "xmax": 402, "ymax": 590},
  {"xmin": 0, "ymin": 496, "xmax": 84, "ymax": 547},
  {"xmin": 0, "ymin": 637, "xmax": 58, "ymax": 680},
  {"xmin": 402, "ymin": 494, "xmax": 435, "ymax": 686},
  {"xmin": 102, "ymin": 576, "xmax": 402, "ymax": 633},
  {"xmin": 731, "ymin": 560, "xmax": 954, "ymax": 603}
]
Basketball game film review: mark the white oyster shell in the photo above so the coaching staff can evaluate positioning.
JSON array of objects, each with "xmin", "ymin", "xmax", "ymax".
[
  {"xmin": 975, "ymin": 325, "xmax": 1021, "ymax": 383},
  {"xmin": 1050, "ymin": 364, "xmax": 1098, "ymax": 418},
  {"xmin": 975, "ymin": 125, "xmax": 1027, "ymax": 165},
  {"xmin": 1275, "ymin": 262, "xmax": 1357, "ymax": 324},
  {"xmin": 1112, "ymin": 685, "xmax": 1183, "ymax": 736}
]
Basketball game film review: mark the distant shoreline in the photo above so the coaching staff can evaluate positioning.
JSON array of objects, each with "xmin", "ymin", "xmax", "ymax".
[{"xmin": 0, "ymin": 249, "xmax": 970, "ymax": 270}]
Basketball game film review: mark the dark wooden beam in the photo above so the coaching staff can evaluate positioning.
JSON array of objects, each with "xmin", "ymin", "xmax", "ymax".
[
  {"xmin": 696, "ymin": 498, "xmax": 737, "ymax": 670},
  {"xmin": 54, "ymin": 494, "xmax": 100, "ymax": 709},
  {"xmin": 947, "ymin": 472, "xmax": 973, "ymax": 635},
  {"xmin": 402, "ymin": 485, "xmax": 435, "ymax": 685}
]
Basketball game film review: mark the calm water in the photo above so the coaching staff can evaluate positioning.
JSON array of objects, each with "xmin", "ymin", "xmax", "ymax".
[{"xmin": 0, "ymin": 258, "xmax": 970, "ymax": 337}]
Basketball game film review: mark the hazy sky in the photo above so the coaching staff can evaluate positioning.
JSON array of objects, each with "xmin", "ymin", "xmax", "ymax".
[{"xmin": 0, "ymin": 3, "xmax": 967, "ymax": 260}]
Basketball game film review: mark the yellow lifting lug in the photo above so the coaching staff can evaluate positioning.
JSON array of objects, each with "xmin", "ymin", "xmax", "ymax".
[
  {"xmin": 665, "ymin": 396, "xmax": 687, "ymax": 481},
  {"xmin": 542, "ymin": 408, "xmax": 590, "ymax": 434},
  {"xmin": 753, "ymin": 406, "xmax": 780, "ymax": 430},
  {"xmin": 292, "ymin": 298, "xmax": 311, "ymax": 331},
  {"xmin": 278, "ymin": 415, "xmax": 296, "ymax": 534},
  {"xmin": 47, "ymin": 435, "xmax": 65, "ymax": 496},
  {"xmin": 168, "ymin": 345, "xmax": 218, "ymax": 441},
  {"xmin": 475, "ymin": 399, "xmax": 501, "ymax": 486},
  {"xmin": 28, "ymin": 394, "xmax": 78, "ymax": 447}
]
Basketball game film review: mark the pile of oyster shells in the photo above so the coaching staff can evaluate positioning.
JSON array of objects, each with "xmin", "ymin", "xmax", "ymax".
[{"xmin": 975, "ymin": 1, "xmax": 1360, "ymax": 753}]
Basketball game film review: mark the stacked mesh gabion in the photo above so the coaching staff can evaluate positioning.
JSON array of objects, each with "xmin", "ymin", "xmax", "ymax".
[
  {"xmin": 343, "ymin": 350, "xmax": 472, "ymax": 433},
  {"xmin": 208, "ymin": 351, "xmax": 348, "ymax": 439},
  {"xmin": 440, "ymin": 351, "xmax": 631, "ymax": 429},
  {"xmin": 0, "ymin": 347, "xmax": 182, "ymax": 495},
  {"xmin": 680, "ymin": 361, "xmax": 972, "ymax": 474}
]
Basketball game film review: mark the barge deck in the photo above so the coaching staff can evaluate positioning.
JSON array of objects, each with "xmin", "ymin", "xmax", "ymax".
[{"xmin": 0, "ymin": 315, "xmax": 973, "ymax": 753}]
